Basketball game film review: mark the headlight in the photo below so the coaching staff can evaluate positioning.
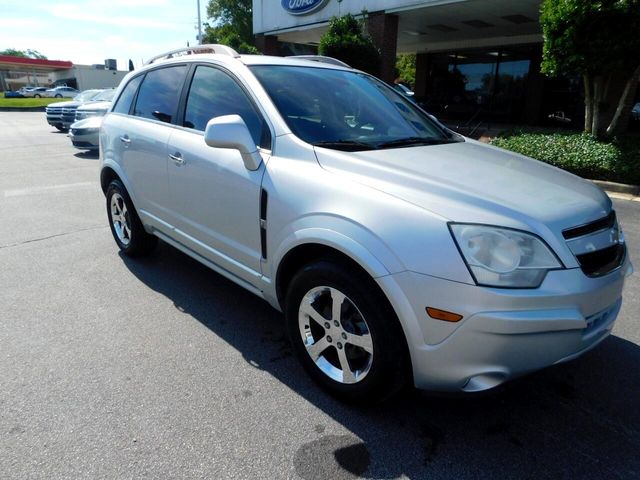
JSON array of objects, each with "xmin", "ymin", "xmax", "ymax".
[{"xmin": 449, "ymin": 224, "xmax": 563, "ymax": 288}]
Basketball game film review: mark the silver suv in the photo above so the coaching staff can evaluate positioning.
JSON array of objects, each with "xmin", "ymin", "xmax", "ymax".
[{"xmin": 100, "ymin": 45, "xmax": 632, "ymax": 403}]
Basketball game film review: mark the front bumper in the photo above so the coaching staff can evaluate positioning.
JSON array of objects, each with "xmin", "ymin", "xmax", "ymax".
[
  {"xmin": 68, "ymin": 128, "xmax": 99, "ymax": 150},
  {"xmin": 378, "ymin": 255, "xmax": 632, "ymax": 392},
  {"xmin": 46, "ymin": 115, "xmax": 63, "ymax": 128}
]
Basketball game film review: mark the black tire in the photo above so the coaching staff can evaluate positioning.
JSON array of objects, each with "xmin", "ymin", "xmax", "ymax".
[
  {"xmin": 34, "ymin": 94, "xmax": 41, "ymax": 98},
  {"xmin": 106, "ymin": 180, "xmax": 157, "ymax": 257},
  {"xmin": 55, "ymin": 94, "xmax": 62, "ymax": 98},
  {"xmin": 55, "ymin": 126, "xmax": 66, "ymax": 132},
  {"xmin": 285, "ymin": 258, "xmax": 408, "ymax": 405}
]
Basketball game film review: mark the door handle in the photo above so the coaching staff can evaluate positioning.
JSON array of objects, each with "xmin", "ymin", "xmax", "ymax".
[
  {"xmin": 169, "ymin": 152, "xmax": 185, "ymax": 166},
  {"xmin": 120, "ymin": 135, "xmax": 130, "ymax": 145}
]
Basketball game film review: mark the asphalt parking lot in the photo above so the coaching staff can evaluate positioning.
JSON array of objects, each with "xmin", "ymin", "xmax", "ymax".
[{"xmin": 1, "ymin": 111, "xmax": 639, "ymax": 480}]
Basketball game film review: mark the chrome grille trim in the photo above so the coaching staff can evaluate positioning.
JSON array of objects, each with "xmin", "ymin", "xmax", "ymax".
[
  {"xmin": 563, "ymin": 211, "xmax": 625, "ymax": 277},
  {"xmin": 562, "ymin": 211, "xmax": 616, "ymax": 240}
]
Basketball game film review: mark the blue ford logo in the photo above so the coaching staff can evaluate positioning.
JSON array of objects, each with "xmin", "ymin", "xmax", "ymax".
[{"xmin": 281, "ymin": 0, "xmax": 329, "ymax": 15}]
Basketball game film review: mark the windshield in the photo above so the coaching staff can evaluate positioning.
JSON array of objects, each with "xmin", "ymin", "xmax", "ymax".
[
  {"xmin": 74, "ymin": 90, "xmax": 101, "ymax": 102},
  {"xmin": 394, "ymin": 84, "xmax": 411, "ymax": 94},
  {"xmin": 250, "ymin": 65, "xmax": 460, "ymax": 151},
  {"xmin": 93, "ymin": 89, "xmax": 116, "ymax": 102}
]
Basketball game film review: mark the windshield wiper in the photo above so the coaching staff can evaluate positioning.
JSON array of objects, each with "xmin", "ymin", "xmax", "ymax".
[
  {"xmin": 312, "ymin": 140, "xmax": 377, "ymax": 151},
  {"xmin": 376, "ymin": 137, "xmax": 458, "ymax": 149}
]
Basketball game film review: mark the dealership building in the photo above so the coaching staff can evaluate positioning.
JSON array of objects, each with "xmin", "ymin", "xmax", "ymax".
[
  {"xmin": 0, "ymin": 56, "xmax": 128, "ymax": 93},
  {"xmin": 253, "ymin": 0, "xmax": 584, "ymax": 125}
]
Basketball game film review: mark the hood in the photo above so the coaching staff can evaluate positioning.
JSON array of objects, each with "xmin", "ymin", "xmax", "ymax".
[
  {"xmin": 46, "ymin": 100, "xmax": 80, "ymax": 109},
  {"xmin": 70, "ymin": 116, "xmax": 103, "ymax": 129},
  {"xmin": 77, "ymin": 101, "xmax": 111, "ymax": 111},
  {"xmin": 313, "ymin": 139, "xmax": 611, "ymax": 235}
]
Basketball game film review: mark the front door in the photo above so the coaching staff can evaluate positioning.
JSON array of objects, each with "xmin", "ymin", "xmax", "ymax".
[{"xmin": 167, "ymin": 65, "xmax": 271, "ymax": 284}]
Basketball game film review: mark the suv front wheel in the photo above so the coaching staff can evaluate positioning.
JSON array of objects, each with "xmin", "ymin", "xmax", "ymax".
[
  {"xmin": 106, "ymin": 180, "xmax": 157, "ymax": 257},
  {"xmin": 285, "ymin": 259, "xmax": 408, "ymax": 404}
]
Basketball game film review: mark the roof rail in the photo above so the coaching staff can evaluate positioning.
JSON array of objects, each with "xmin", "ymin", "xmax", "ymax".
[
  {"xmin": 144, "ymin": 44, "xmax": 240, "ymax": 65},
  {"xmin": 286, "ymin": 55, "xmax": 351, "ymax": 68}
]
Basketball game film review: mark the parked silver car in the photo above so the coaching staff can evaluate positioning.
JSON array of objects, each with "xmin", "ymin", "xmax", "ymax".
[
  {"xmin": 22, "ymin": 87, "xmax": 48, "ymax": 98},
  {"xmin": 68, "ymin": 116, "xmax": 102, "ymax": 151},
  {"xmin": 100, "ymin": 46, "xmax": 632, "ymax": 403},
  {"xmin": 74, "ymin": 89, "xmax": 116, "ymax": 121},
  {"xmin": 44, "ymin": 86, "xmax": 79, "ymax": 98},
  {"xmin": 45, "ymin": 89, "xmax": 105, "ymax": 131},
  {"xmin": 67, "ymin": 89, "xmax": 117, "ymax": 151}
]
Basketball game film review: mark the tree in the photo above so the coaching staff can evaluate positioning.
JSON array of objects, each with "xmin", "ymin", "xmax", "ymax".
[
  {"xmin": 540, "ymin": 0, "xmax": 640, "ymax": 137},
  {"xmin": 318, "ymin": 14, "xmax": 380, "ymax": 75},
  {"xmin": 0, "ymin": 48, "xmax": 47, "ymax": 59},
  {"xmin": 202, "ymin": 23, "xmax": 258, "ymax": 54},
  {"xmin": 203, "ymin": 0, "xmax": 258, "ymax": 54},
  {"xmin": 395, "ymin": 54, "xmax": 416, "ymax": 87}
]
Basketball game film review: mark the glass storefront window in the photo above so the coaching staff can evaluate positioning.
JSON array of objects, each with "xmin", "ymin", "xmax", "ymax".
[
  {"xmin": 426, "ymin": 47, "xmax": 533, "ymax": 123},
  {"xmin": 448, "ymin": 53, "xmax": 498, "ymax": 107},
  {"xmin": 0, "ymin": 69, "xmax": 51, "ymax": 91}
]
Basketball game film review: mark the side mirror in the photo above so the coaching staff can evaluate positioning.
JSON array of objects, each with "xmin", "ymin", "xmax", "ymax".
[{"xmin": 204, "ymin": 114, "xmax": 262, "ymax": 170}]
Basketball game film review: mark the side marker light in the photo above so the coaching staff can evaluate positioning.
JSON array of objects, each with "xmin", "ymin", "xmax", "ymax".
[{"xmin": 426, "ymin": 307, "xmax": 463, "ymax": 322}]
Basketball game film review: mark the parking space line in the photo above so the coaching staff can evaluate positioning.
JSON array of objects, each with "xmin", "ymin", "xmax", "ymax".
[
  {"xmin": 4, "ymin": 181, "xmax": 100, "ymax": 197},
  {"xmin": 0, "ymin": 224, "xmax": 107, "ymax": 250}
]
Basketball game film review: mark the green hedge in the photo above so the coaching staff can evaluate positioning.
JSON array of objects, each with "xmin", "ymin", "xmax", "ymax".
[
  {"xmin": 490, "ymin": 131, "xmax": 640, "ymax": 185},
  {"xmin": 0, "ymin": 97, "xmax": 66, "ymax": 108}
]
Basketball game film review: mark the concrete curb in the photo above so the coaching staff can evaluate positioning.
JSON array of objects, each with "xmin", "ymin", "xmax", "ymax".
[
  {"xmin": 0, "ymin": 106, "xmax": 46, "ymax": 112},
  {"xmin": 591, "ymin": 179, "xmax": 640, "ymax": 196}
]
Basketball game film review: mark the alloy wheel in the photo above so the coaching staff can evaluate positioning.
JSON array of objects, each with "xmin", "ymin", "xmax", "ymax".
[
  {"xmin": 110, "ymin": 193, "xmax": 132, "ymax": 246},
  {"xmin": 298, "ymin": 286, "xmax": 374, "ymax": 384}
]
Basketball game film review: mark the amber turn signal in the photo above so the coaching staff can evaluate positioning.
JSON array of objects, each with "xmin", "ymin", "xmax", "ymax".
[{"xmin": 426, "ymin": 307, "xmax": 463, "ymax": 322}]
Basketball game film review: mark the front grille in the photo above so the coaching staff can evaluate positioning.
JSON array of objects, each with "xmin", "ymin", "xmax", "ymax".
[
  {"xmin": 46, "ymin": 107, "xmax": 63, "ymax": 118},
  {"xmin": 75, "ymin": 110, "xmax": 104, "ymax": 121},
  {"xmin": 576, "ymin": 244, "xmax": 626, "ymax": 277},
  {"xmin": 71, "ymin": 128, "xmax": 96, "ymax": 135},
  {"xmin": 562, "ymin": 211, "xmax": 616, "ymax": 239},
  {"xmin": 62, "ymin": 107, "xmax": 78, "ymax": 122},
  {"xmin": 564, "ymin": 211, "xmax": 625, "ymax": 277}
]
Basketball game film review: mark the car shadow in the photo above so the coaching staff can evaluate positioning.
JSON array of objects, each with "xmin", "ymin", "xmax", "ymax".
[
  {"xmin": 73, "ymin": 151, "xmax": 99, "ymax": 160},
  {"xmin": 119, "ymin": 242, "xmax": 640, "ymax": 479}
]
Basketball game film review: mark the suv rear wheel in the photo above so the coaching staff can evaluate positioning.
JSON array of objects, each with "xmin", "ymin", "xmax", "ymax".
[
  {"xmin": 106, "ymin": 180, "xmax": 157, "ymax": 256},
  {"xmin": 285, "ymin": 259, "xmax": 408, "ymax": 404}
]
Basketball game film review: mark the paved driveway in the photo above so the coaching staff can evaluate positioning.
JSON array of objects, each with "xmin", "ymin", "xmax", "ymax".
[{"xmin": 1, "ymin": 112, "xmax": 639, "ymax": 479}]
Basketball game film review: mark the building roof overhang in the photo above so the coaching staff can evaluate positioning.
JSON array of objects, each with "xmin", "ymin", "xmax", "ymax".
[
  {"xmin": 261, "ymin": 0, "xmax": 543, "ymax": 53},
  {"xmin": 0, "ymin": 55, "xmax": 74, "ymax": 71}
]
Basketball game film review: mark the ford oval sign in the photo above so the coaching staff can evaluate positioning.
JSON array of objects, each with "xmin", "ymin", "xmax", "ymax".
[{"xmin": 282, "ymin": 0, "xmax": 329, "ymax": 16}]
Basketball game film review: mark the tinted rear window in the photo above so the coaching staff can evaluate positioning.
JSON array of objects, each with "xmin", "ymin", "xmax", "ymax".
[
  {"xmin": 133, "ymin": 65, "xmax": 188, "ymax": 123},
  {"xmin": 113, "ymin": 75, "xmax": 143, "ymax": 115}
]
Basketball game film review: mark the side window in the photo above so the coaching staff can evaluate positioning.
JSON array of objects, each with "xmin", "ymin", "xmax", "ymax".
[
  {"xmin": 184, "ymin": 66, "xmax": 270, "ymax": 148},
  {"xmin": 133, "ymin": 65, "xmax": 187, "ymax": 123},
  {"xmin": 112, "ymin": 75, "xmax": 143, "ymax": 115}
]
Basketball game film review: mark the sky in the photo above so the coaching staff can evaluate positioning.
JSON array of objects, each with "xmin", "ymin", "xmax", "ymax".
[{"xmin": 0, "ymin": 0, "xmax": 207, "ymax": 70}]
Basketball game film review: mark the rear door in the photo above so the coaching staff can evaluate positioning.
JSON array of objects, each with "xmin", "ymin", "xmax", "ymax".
[{"xmin": 104, "ymin": 65, "xmax": 188, "ymax": 230}]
